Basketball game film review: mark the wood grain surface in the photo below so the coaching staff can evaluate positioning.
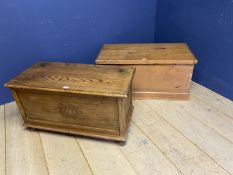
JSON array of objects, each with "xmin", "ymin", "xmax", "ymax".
[
  {"xmin": 40, "ymin": 131, "xmax": 93, "ymax": 175},
  {"xmin": 5, "ymin": 102, "xmax": 49, "ymax": 175},
  {"xmin": 96, "ymin": 43, "xmax": 197, "ymax": 65},
  {"xmin": 119, "ymin": 123, "xmax": 183, "ymax": 175},
  {"xmin": 134, "ymin": 101, "xmax": 230, "ymax": 175},
  {"xmin": 96, "ymin": 43, "xmax": 197, "ymax": 100},
  {"xmin": 1, "ymin": 82, "xmax": 233, "ymax": 175},
  {"xmin": 5, "ymin": 62, "xmax": 134, "ymax": 142},
  {"xmin": 144, "ymin": 100, "xmax": 233, "ymax": 174},
  {"xmin": 191, "ymin": 82, "xmax": 233, "ymax": 119},
  {"xmin": 5, "ymin": 62, "xmax": 135, "ymax": 97},
  {"xmin": 77, "ymin": 137, "xmax": 137, "ymax": 175}
]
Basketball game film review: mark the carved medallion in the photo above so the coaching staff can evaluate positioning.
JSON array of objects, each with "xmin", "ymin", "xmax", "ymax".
[{"xmin": 58, "ymin": 102, "xmax": 81, "ymax": 118}]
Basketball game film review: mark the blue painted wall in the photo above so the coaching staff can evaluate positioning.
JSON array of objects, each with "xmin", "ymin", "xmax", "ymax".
[
  {"xmin": 155, "ymin": 0, "xmax": 233, "ymax": 100},
  {"xmin": 2, "ymin": 0, "xmax": 233, "ymax": 103},
  {"xmin": 0, "ymin": 0, "xmax": 156, "ymax": 104}
]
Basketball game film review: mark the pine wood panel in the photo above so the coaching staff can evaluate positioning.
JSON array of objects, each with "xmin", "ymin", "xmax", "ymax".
[
  {"xmin": 132, "ymin": 65, "xmax": 193, "ymax": 93},
  {"xmin": 76, "ymin": 137, "xmax": 137, "ymax": 175},
  {"xmin": 5, "ymin": 62, "xmax": 135, "ymax": 97},
  {"xmin": 39, "ymin": 131, "xmax": 93, "ymax": 175},
  {"xmin": 191, "ymin": 82, "xmax": 233, "ymax": 119},
  {"xmin": 174, "ymin": 96, "xmax": 233, "ymax": 143},
  {"xmin": 96, "ymin": 43, "xmax": 197, "ymax": 64},
  {"xmin": 96, "ymin": 44, "xmax": 197, "ymax": 100},
  {"xmin": 144, "ymin": 100, "xmax": 233, "ymax": 174},
  {"xmin": 133, "ymin": 101, "xmax": 230, "ymax": 175},
  {"xmin": 0, "ymin": 105, "xmax": 5, "ymax": 175},
  {"xmin": 5, "ymin": 102, "xmax": 49, "ymax": 175},
  {"xmin": 119, "ymin": 123, "xmax": 183, "ymax": 175}
]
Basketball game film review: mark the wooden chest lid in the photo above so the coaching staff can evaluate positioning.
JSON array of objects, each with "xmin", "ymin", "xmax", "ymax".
[
  {"xmin": 96, "ymin": 43, "xmax": 198, "ymax": 65},
  {"xmin": 5, "ymin": 62, "xmax": 135, "ymax": 97}
]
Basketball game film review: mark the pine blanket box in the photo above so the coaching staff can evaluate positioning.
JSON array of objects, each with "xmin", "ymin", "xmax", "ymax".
[
  {"xmin": 96, "ymin": 43, "xmax": 198, "ymax": 100},
  {"xmin": 5, "ymin": 62, "xmax": 135, "ymax": 144}
]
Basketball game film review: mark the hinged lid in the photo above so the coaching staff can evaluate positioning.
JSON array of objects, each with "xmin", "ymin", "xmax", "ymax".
[
  {"xmin": 96, "ymin": 43, "xmax": 198, "ymax": 65},
  {"xmin": 5, "ymin": 62, "xmax": 135, "ymax": 97}
]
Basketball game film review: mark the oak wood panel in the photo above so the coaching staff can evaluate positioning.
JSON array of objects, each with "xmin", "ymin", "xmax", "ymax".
[
  {"xmin": 5, "ymin": 62, "xmax": 135, "ymax": 97},
  {"xmin": 76, "ymin": 137, "xmax": 137, "ymax": 175},
  {"xmin": 118, "ymin": 84, "xmax": 133, "ymax": 136},
  {"xmin": 18, "ymin": 91, "xmax": 119, "ymax": 131},
  {"xmin": 123, "ymin": 84, "xmax": 132, "ymax": 134},
  {"xmin": 174, "ymin": 97, "xmax": 233, "ymax": 143},
  {"xmin": 25, "ymin": 121, "xmax": 125, "ymax": 142},
  {"xmin": 144, "ymin": 100, "xmax": 233, "ymax": 174},
  {"xmin": 133, "ymin": 101, "xmax": 230, "ymax": 175},
  {"xmin": 124, "ymin": 84, "xmax": 132, "ymax": 117},
  {"xmin": 14, "ymin": 89, "xmax": 133, "ymax": 141},
  {"xmin": 40, "ymin": 131, "xmax": 93, "ymax": 175},
  {"xmin": 5, "ymin": 102, "xmax": 48, "ymax": 175},
  {"xmin": 119, "ymin": 123, "xmax": 183, "ymax": 175},
  {"xmin": 191, "ymin": 82, "xmax": 233, "ymax": 119},
  {"xmin": 96, "ymin": 43, "xmax": 197, "ymax": 65},
  {"xmin": 11, "ymin": 89, "xmax": 133, "ymax": 142},
  {"xmin": 0, "ymin": 105, "xmax": 5, "ymax": 175},
  {"xmin": 118, "ymin": 98, "xmax": 126, "ymax": 136}
]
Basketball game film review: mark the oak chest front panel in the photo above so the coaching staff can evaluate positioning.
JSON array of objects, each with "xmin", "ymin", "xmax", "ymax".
[{"xmin": 5, "ymin": 62, "xmax": 135, "ymax": 142}]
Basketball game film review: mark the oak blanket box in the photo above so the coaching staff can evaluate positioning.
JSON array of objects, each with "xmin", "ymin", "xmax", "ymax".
[{"xmin": 5, "ymin": 62, "xmax": 135, "ymax": 144}]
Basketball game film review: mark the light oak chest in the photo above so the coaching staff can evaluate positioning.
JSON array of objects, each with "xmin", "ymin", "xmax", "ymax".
[
  {"xmin": 5, "ymin": 62, "xmax": 135, "ymax": 143},
  {"xmin": 96, "ymin": 43, "xmax": 198, "ymax": 100}
]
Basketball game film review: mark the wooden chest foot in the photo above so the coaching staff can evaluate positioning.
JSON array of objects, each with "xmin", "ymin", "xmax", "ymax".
[{"xmin": 118, "ymin": 141, "xmax": 126, "ymax": 146}]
